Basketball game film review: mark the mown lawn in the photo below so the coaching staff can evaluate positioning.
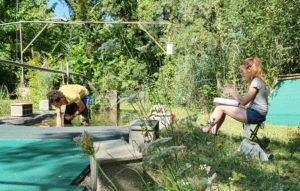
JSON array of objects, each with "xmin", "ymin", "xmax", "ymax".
[{"xmin": 143, "ymin": 108, "xmax": 300, "ymax": 191}]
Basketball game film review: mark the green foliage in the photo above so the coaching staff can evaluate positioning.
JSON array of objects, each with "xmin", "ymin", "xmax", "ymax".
[
  {"xmin": 0, "ymin": 84, "xmax": 10, "ymax": 116},
  {"xmin": 1, "ymin": 0, "xmax": 300, "ymax": 111},
  {"xmin": 73, "ymin": 131, "xmax": 96, "ymax": 157},
  {"xmin": 135, "ymin": 0, "xmax": 299, "ymax": 111},
  {"xmin": 26, "ymin": 57, "xmax": 52, "ymax": 109},
  {"xmin": 0, "ymin": 84, "xmax": 9, "ymax": 99},
  {"xmin": 0, "ymin": 0, "xmax": 66, "ymax": 94}
]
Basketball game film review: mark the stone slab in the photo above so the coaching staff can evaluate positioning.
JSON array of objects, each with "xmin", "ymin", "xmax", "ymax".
[
  {"xmin": 94, "ymin": 139, "xmax": 142, "ymax": 164},
  {"xmin": 0, "ymin": 125, "xmax": 129, "ymax": 140},
  {"xmin": 0, "ymin": 111, "xmax": 56, "ymax": 125}
]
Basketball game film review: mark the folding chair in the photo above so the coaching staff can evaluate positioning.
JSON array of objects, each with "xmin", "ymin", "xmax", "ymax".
[{"xmin": 243, "ymin": 120, "xmax": 265, "ymax": 145}]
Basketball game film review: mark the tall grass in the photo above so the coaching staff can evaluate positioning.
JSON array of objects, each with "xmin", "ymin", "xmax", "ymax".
[
  {"xmin": 0, "ymin": 85, "xmax": 10, "ymax": 116},
  {"xmin": 141, "ymin": 106, "xmax": 300, "ymax": 190},
  {"xmin": 72, "ymin": 86, "xmax": 300, "ymax": 190},
  {"xmin": 118, "ymin": 87, "xmax": 300, "ymax": 190}
]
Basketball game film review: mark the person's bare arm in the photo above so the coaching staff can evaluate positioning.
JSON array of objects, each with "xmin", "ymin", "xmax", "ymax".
[
  {"xmin": 56, "ymin": 107, "xmax": 62, "ymax": 127},
  {"xmin": 64, "ymin": 100, "xmax": 86, "ymax": 121},
  {"xmin": 223, "ymin": 87, "xmax": 257, "ymax": 106}
]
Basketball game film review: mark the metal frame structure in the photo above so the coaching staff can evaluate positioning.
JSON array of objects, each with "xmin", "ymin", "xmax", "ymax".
[
  {"xmin": 0, "ymin": 59, "xmax": 88, "ymax": 79},
  {"xmin": 0, "ymin": 19, "xmax": 171, "ymax": 86}
]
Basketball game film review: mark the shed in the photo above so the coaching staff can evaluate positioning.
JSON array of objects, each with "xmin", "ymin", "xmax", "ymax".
[{"xmin": 266, "ymin": 74, "xmax": 300, "ymax": 126}]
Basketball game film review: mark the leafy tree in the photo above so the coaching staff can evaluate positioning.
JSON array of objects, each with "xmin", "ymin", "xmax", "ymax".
[{"xmin": 0, "ymin": 0, "xmax": 54, "ymax": 93}]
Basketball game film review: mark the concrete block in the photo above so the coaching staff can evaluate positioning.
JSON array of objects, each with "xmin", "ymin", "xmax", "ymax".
[
  {"xmin": 129, "ymin": 130, "xmax": 154, "ymax": 152},
  {"xmin": 39, "ymin": 100, "xmax": 52, "ymax": 111},
  {"xmin": 128, "ymin": 119, "xmax": 159, "ymax": 152},
  {"xmin": 90, "ymin": 157, "xmax": 98, "ymax": 191},
  {"xmin": 93, "ymin": 139, "xmax": 143, "ymax": 191},
  {"xmin": 11, "ymin": 103, "xmax": 33, "ymax": 117},
  {"xmin": 94, "ymin": 139, "xmax": 142, "ymax": 163},
  {"xmin": 106, "ymin": 90, "xmax": 119, "ymax": 110},
  {"xmin": 150, "ymin": 113, "xmax": 171, "ymax": 129},
  {"xmin": 149, "ymin": 105, "xmax": 166, "ymax": 115}
]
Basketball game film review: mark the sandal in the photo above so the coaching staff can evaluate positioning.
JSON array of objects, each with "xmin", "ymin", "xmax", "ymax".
[{"xmin": 200, "ymin": 121, "xmax": 214, "ymax": 133}]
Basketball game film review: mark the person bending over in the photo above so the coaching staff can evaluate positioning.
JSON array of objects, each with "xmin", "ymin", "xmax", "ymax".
[
  {"xmin": 47, "ymin": 84, "xmax": 90, "ymax": 127},
  {"xmin": 201, "ymin": 57, "xmax": 268, "ymax": 135}
]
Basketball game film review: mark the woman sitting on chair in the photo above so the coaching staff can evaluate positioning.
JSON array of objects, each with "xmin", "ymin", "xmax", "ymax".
[{"xmin": 201, "ymin": 57, "xmax": 268, "ymax": 135}]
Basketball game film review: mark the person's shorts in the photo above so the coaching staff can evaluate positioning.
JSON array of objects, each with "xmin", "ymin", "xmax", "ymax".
[
  {"xmin": 246, "ymin": 108, "xmax": 265, "ymax": 124},
  {"xmin": 81, "ymin": 94, "xmax": 91, "ymax": 106}
]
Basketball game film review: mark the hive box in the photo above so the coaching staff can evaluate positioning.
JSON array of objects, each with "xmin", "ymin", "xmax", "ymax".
[
  {"xmin": 39, "ymin": 100, "xmax": 52, "ymax": 111},
  {"xmin": 11, "ymin": 103, "xmax": 33, "ymax": 117}
]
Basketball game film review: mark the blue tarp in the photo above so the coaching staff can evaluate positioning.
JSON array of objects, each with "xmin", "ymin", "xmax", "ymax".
[{"xmin": 0, "ymin": 139, "xmax": 87, "ymax": 191}]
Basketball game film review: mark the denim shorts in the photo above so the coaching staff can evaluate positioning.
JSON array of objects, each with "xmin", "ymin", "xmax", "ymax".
[{"xmin": 246, "ymin": 108, "xmax": 265, "ymax": 124}]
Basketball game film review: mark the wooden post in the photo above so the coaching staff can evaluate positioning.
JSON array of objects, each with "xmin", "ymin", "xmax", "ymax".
[
  {"xmin": 66, "ymin": 62, "xmax": 69, "ymax": 84},
  {"xmin": 60, "ymin": 61, "xmax": 65, "ymax": 84},
  {"xmin": 22, "ymin": 23, "xmax": 48, "ymax": 54}
]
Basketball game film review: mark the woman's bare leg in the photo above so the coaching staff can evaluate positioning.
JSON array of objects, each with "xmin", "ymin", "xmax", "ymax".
[
  {"xmin": 202, "ymin": 105, "xmax": 247, "ymax": 133},
  {"xmin": 211, "ymin": 113, "xmax": 226, "ymax": 134}
]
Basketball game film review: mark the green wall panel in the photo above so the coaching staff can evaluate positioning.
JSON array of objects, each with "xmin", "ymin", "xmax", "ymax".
[{"xmin": 266, "ymin": 79, "xmax": 300, "ymax": 126}]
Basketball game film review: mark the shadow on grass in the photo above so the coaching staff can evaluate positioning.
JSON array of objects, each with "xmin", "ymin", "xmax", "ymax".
[{"xmin": 156, "ymin": 127, "xmax": 300, "ymax": 190}]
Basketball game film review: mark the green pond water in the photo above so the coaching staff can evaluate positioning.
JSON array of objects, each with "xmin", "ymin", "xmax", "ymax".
[{"xmin": 34, "ymin": 109, "xmax": 138, "ymax": 127}]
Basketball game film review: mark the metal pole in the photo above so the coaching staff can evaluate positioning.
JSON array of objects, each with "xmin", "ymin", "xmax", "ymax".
[
  {"xmin": 0, "ymin": 20, "xmax": 171, "ymax": 26},
  {"xmin": 19, "ymin": 23, "xmax": 24, "ymax": 87},
  {"xmin": 0, "ymin": 59, "xmax": 66, "ymax": 74},
  {"xmin": 138, "ymin": 24, "xmax": 166, "ymax": 53},
  {"xmin": 0, "ymin": 59, "xmax": 89, "ymax": 79}
]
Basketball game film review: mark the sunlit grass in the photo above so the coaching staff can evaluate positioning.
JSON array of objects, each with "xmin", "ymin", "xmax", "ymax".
[{"xmin": 0, "ymin": 99, "xmax": 11, "ymax": 116}]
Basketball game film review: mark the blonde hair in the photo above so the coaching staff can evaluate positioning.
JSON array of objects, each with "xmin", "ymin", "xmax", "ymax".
[{"xmin": 241, "ymin": 57, "xmax": 266, "ymax": 87}]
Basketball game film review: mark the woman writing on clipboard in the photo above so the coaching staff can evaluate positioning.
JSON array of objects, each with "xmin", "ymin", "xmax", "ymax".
[{"xmin": 201, "ymin": 57, "xmax": 268, "ymax": 135}]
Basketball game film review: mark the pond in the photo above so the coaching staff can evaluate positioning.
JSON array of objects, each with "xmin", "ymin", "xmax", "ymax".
[{"xmin": 33, "ymin": 109, "xmax": 139, "ymax": 127}]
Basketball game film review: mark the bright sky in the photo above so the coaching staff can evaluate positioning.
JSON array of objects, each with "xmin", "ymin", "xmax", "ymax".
[{"xmin": 47, "ymin": 0, "xmax": 69, "ymax": 18}]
